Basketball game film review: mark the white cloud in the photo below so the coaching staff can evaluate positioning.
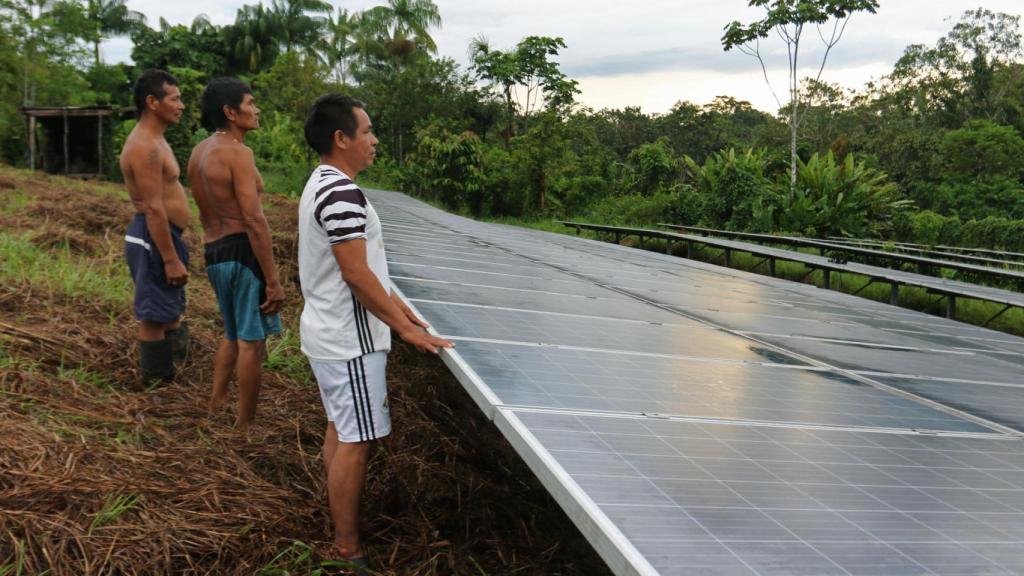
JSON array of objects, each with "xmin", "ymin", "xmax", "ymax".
[{"xmin": 106, "ymin": 0, "xmax": 1024, "ymax": 113}]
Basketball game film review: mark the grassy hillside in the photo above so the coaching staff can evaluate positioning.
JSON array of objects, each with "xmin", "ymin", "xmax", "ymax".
[{"xmin": 0, "ymin": 165, "xmax": 609, "ymax": 576}]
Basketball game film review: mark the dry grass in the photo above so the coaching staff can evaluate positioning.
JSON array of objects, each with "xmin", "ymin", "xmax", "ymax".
[{"xmin": 0, "ymin": 164, "xmax": 610, "ymax": 576}]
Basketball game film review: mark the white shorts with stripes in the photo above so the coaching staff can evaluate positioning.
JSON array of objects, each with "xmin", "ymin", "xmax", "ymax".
[{"xmin": 310, "ymin": 352, "xmax": 392, "ymax": 443}]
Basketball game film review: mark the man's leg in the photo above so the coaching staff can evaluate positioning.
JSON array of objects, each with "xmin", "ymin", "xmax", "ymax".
[
  {"xmin": 209, "ymin": 337, "xmax": 238, "ymax": 413},
  {"xmin": 138, "ymin": 320, "xmax": 169, "ymax": 341},
  {"xmin": 324, "ymin": 422, "xmax": 340, "ymax": 470},
  {"xmin": 234, "ymin": 339, "xmax": 265, "ymax": 432},
  {"xmin": 326, "ymin": 433, "xmax": 371, "ymax": 558}
]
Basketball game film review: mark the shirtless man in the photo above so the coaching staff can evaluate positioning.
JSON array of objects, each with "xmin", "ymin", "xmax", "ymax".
[
  {"xmin": 187, "ymin": 77, "xmax": 284, "ymax": 432},
  {"xmin": 121, "ymin": 69, "xmax": 190, "ymax": 384}
]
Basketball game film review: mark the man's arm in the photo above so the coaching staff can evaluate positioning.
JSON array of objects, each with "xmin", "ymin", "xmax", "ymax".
[
  {"xmin": 132, "ymin": 146, "xmax": 188, "ymax": 285},
  {"xmin": 233, "ymin": 147, "xmax": 284, "ymax": 315},
  {"xmin": 332, "ymin": 240, "xmax": 452, "ymax": 354}
]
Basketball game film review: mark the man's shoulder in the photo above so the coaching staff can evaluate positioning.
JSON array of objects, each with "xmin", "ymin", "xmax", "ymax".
[
  {"xmin": 186, "ymin": 137, "xmax": 212, "ymax": 167},
  {"xmin": 120, "ymin": 130, "xmax": 156, "ymax": 159}
]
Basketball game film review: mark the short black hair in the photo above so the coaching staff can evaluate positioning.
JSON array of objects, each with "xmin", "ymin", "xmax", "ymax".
[
  {"xmin": 201, "ymin": 77, "xmax": 253, "ymax": 131},
  {"xmin": 133, "ymin": 69, "xmax": 179, "ymax": 119},
  {"xmin": 304, "ymin": 94, "xmax": 365, "ymax": 155}
]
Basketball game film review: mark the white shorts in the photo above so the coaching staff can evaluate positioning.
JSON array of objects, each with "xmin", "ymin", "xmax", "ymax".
[{"xmin": 310, "ymin": 352, "xmax": 392, "ymax": 443}]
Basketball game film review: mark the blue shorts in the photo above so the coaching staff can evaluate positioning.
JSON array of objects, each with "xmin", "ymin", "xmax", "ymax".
[
  {"xmin": 125, "ymin": 213, "xmax": 188, "ymax": 323},
  {"xmin": 204, "ymin": 233, "xmax": 282, "ymax": 342}
]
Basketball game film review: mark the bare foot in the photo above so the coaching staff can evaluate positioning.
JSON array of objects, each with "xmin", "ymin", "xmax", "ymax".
[
  {"xmin": 234, "ymin": 417, "xmax": 254, "ymax": 439},
  {"xmin": 207, "ymin": 394, "xmax": 229, "ymax": 415}
]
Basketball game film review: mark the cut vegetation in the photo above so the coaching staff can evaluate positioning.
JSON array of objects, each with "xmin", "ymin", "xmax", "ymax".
[{"xmin": 0, "ymin": 164, "xmax": 610, "ymax": 576}]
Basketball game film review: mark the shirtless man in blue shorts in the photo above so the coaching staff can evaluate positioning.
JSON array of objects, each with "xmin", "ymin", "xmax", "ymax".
[
  {"xmin": 121, "ymin": 69, "xmax": 190, "ymax": 384},
  {"xmin": 188, "ymin": 77, "xmax": 285, "ymax": 433}
]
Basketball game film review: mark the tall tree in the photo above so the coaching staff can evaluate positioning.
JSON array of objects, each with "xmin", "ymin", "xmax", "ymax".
[
  {"xmin": 0, "ymin": 0, "xmax": 85, "ymax": 105},
  {"xmin": 470, "ymin": 35, "xmax": 579, "ymax": 143},
  {"xmin": 270, "ymin": 0, "xmax": 330, "ymax": 56},
  {"xmin": 82, "ymin": 0, "xmax": 145, "ymax": 65},
  {"xmin": 320, "ymin": 7, "xmax": 358, "ymax": 84},
  {"xmin": 360, "ymin": 0, "xmax": 440, "ymax": 59},
  {"xmin": 225, "ymin": 3, "xmax": 280, "ymax": 73},
  {"xmin": 722, "ymin": 0, "xmax": 879, "ymax": 190},
  {"xmin": 887, "ymin": 9, "xmax": 1023, "ymax": 127}
]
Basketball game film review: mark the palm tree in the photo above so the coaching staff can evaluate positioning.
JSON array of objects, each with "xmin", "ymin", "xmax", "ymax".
[
  {"xmin": 270, "ymin": 0, "xmax": 330, "ymax": 55},
  {"xmin": 85, "ymin": 0, "xmax": 146, "ymax": 65},
  {"xmin": 227, "ymin": 3, "xmax": 280, "ymax": 73},
  {"xmin": 362, "ymin": 0, "xmax": 440, "ymax": 59},
  {"xmin": 319, "ymin": 7, "xmax": 358, "ymax": 84}
]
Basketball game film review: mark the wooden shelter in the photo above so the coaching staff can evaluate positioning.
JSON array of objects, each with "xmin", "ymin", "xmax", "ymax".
[{"xmin": 20, "ymin": 105, "xmax": 129, "ymax": 177}]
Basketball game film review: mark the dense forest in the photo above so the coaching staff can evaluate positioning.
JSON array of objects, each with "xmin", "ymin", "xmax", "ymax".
[{"xmin": 2, "ymin": 0, "xmax": 1024, "ymax": 249}]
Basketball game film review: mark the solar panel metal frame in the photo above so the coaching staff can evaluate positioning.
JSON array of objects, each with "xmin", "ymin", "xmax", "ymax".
[{"xmin": 371, "ymin": 191, "xmax": 1024, "ymax": 576}]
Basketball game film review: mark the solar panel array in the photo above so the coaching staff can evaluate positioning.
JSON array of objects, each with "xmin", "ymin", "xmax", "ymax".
[{"xmin": 369, "ymin": 190, "xmax": 1024, "ymax": 576}]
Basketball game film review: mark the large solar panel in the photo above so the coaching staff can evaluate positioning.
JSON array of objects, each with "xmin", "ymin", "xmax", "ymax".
[
  {"xmin": 368, "ymin": 190, "xmax": 1024, "ymax": 575},
  {"xmin": 498, "ymin": 410, "xmax": 1024, "ymax": 576}
]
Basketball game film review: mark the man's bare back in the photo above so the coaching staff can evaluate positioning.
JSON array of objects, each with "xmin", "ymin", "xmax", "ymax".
[{"xmin": 187, "ymin": 135, "xmax": 265, "ymax": 243}]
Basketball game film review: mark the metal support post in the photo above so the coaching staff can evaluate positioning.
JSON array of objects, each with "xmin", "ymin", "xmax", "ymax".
[
  {"xmin": 851, "ymin": 278, "xmax": 875, "ymax": 296},
  {"xmin": 63, "ymin": 111, "xmax": 70, "ymax": 174},
  {"xmin": 97, "ymin": 114, "xmax": 103, "ymax": 176},
  {"xmin": 983, "ymin": 304, "xmax": 1013, "ymax": 327}
]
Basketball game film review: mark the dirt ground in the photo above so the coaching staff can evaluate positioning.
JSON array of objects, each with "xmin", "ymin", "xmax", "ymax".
[{"xmin": 0, "ymin": 166, "xmax": 611, "ymax": 576}]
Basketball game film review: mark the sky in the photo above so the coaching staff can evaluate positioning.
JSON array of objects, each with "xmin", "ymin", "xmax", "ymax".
[{"xmin": 103, "ymin": 0, "xmax": 1024, "ymax": 114}]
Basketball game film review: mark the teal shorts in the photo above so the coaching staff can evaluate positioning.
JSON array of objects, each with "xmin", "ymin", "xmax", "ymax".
[{"xmin": 204, "ymin": 233, "xmax": 282, "ymax": 342}]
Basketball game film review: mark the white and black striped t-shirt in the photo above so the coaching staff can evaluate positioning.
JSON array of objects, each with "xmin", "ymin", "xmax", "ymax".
[{"xmin": 298, "ymin": 164, "xmax": 392, "ymax": 361}]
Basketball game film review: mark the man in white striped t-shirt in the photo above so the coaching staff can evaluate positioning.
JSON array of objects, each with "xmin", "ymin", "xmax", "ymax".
[{"xmin": 298, "ymin": 94, "xmax": 452, "ymax": 571}]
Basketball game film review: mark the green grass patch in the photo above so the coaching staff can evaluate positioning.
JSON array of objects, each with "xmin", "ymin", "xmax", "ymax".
[
  {"xmin": 258, "ymin": 540, "xmax": 348, "ymax": 576},
  {"xmin": 481, "ymin": 216, "xmax": 577, "ymax": 235},
  {"xmin": 89, "ymin": 493, "xmax": 140, "ymax": 532},
  {"xmin": 0, "ymin": 187, "xmax": 29, "ymax": 215},
  {"xmin": 264, "ymin": 329, "xmax": 311, "ymax": 384},
  {"xmin": 57, "ymin": 364, "xmax": 116, "ymax": 391},
  {"xmin": 0, "ymin": 539, "xmax": 27, "ymax": 576},
  {"xmin": 0, "ymin": 232, "xmax": 131, "ymax": 306},
  {"xmin": 0, "ymin": 343, "xmax": 40, "ymax": 372}
]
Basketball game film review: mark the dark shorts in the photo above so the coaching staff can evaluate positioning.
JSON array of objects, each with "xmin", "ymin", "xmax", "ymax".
[
  {"xmin": 125, "ymin": 213, "xmax": 189, "ymax": 324},
  {"xmin": 205, "ymin": 233, "xmax": 282, "ymax": 341}
]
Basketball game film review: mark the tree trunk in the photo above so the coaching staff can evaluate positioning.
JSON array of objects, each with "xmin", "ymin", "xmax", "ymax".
[
  {"xmin": 538, "ymin": 167, "xmax": 546, "ymax": 212},
  {"xmin": 790, "ymin": 111, "xmax": 798, "ymax": 193},
  {"xmin": 94, "ymin": 40, "xmax": 101, "ymax": 66},
  {"xmin": 503, "ymin": 85, "xmax": 513, "ymax": 147}
]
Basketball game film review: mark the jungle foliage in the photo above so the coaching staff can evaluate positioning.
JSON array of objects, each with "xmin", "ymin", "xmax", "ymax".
[{"xmin": 2, "ymin": 1, "xmax": 1024, "ymax": 248}]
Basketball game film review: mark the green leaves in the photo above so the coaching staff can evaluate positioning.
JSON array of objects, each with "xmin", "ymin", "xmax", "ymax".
[
  {"xmin": 402, "ymin": 120, "xmax": 485, "ymax": 213},
  {"xmin": 469, "ymin": 35, "xmax": 578, "ymax": 139},
  {"xmin": 723, "ymin": 0, "xmax": 878, "ymax": 49},
  {"xmin": 779, "ymin": 151, "xmax": 911, "ymax": 237}
]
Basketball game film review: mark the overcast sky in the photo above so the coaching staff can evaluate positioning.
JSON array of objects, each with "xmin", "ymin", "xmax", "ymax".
[{"xmin": 104, "ymin": 0, "xmax": 1024, "ymax": 114}]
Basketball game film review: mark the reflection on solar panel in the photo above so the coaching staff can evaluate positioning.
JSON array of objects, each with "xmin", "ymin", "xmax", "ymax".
[{"xmin": 369, "ymin": 190, "xmax": 1024, "ymax": 576}]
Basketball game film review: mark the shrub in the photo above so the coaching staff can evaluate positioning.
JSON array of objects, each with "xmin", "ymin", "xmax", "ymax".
[
  {"xmin": 584, "ymin": 190, "xmax": 678, "ymax": 227},
  {"xmin": 246, "ymin": 111, "xmax": 314, "ymax": 197},
  {"xmin": 401, "ymin": 121, "xmax": 485, "ymax": 214},
  {"xmin": 625, "ymin": 138, "xmax": 677, "ymax": 196},
  {"xmin": 777, "ymin": 151, "xmax": 912, "ymax": 237},
  {"xmin": 682, "ymin": 148, "xmax": 773, "ymax": 230}
]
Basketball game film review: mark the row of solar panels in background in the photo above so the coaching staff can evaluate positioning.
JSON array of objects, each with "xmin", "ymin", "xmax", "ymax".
[{"xmin": 371, "ymin": 190, "xmax": 1024, "ymax": 576}]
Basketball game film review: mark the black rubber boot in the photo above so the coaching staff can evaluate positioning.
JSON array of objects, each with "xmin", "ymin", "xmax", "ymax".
[
  {"xmin": 139, "ymin": 338, "xmax": 175, "ymax": 384},
  {"xmin": 165, "ymin": 321, "xmax": 190, "ymax": 361}
]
